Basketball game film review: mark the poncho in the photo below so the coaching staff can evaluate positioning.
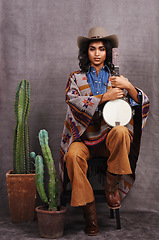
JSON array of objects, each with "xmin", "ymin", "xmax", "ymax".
[{"xmin": 59, "ymin": 70, "xmax": 150, "ymax": 200}]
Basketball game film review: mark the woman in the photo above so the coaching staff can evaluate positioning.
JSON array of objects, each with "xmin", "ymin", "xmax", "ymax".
[{"xmin": 59, "ymin": 27, "xmax": 149, "ymax": 236}]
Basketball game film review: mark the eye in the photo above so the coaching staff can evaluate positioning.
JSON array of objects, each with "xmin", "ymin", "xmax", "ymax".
[
  {"xmin": 89, "ymin": 47, "xmax": 95, "ymax": 51},
  {"xmin": 100, "ymin": 47, "xmax": 105, "ymax": 51}
]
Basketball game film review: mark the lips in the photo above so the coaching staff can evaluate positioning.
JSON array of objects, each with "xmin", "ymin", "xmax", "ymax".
[{"xmin": 94, "ymin": 58, "xmax": 100, "ymax": 61}]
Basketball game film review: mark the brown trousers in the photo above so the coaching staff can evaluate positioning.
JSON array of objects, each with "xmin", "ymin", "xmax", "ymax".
[{"xmin": 64, "ymin": 126, "xmax": 132, "ymax": 207}]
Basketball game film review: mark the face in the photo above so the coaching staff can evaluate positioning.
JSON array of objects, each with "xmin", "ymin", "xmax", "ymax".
[{"xmin": 88, "ymin": 41, "xmax": 106, "ymax": 69}]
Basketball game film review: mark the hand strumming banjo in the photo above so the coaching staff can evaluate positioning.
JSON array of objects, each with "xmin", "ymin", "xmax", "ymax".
[{"xmin": 102, "ymin": 48, "xmax": 132, "ymax": 127}]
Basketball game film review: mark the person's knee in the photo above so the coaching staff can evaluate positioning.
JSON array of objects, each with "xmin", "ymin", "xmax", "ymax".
[
  {"xmin": 64, "ymin": 142, "xmax": 90, "ymax": 166},
  {"xmin": 65, "ymin": 149, "xmax": 77, "ymax": 164},
  {"xmin": 106, "ymin": 126, "xmax": 130, "ymax": 146},
  {"xmin": 64, "ymin": 149, "xmax": 76, "ymax": 168},
  {"xmin": 113, "ymin": 126, "xmax": 129, "ymax": 137}
]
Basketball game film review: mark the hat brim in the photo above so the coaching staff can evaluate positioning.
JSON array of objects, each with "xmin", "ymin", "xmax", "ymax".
[{"xmin": 77, "ymin": 34, "xmax": 119, "ymax": 49}]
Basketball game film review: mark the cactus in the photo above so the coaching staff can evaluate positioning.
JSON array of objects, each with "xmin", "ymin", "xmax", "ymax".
[
  {"xmin": 13, "ymin": 80, "xmax": 31, "ymax": 174},
  {"xmin": 30, "ymin": 152, "xmax": 48, "ymax": 204},
  {"xmin": 31, "ymin": 130, "xmax": 59, "ymax": 211}
]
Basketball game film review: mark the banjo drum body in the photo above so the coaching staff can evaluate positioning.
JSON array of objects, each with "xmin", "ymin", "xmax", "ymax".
[{"xmin": 102, "ymin": 98, "xmax": 132, "ymax": 127}]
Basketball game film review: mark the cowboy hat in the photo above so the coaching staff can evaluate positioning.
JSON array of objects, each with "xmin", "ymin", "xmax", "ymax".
[{"xmin": 77, "ymin": 27, "xmax": 119, "ymax": 49}]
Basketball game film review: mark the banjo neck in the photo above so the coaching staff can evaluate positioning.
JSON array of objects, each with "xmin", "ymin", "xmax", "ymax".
[
  {"xmin": 110, "ymin": 48, "xmax": 127, "ymax": 100},
  {"xmin": 111, "ymin": 48, "xmax": 120, "ymax": 77}
]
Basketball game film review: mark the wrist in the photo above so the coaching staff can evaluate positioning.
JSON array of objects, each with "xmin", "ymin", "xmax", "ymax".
[
  {"xmin": 100, "ymin": 92, "xmax": 109, "ymax": 103},
  {"xmin": 125, "ymin": 81, "xmax": 132, "ymax": 91},
  {"xmin": 100, "ymin": 94, "xmax": 104, "ymax": 104}
]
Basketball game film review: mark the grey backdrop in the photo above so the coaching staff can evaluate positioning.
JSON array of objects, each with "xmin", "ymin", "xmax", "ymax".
[{"xmin": 0, "ymin": 0, "xmax": 158, "ymax": 216}]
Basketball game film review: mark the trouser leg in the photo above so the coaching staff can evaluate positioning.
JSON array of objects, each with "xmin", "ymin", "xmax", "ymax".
[
  {"xmin": 64, "ymin": 141, "xmax": 94, "ymax": 207},
  {"xmin": 105, "ymin": 126, "xmax": 132, "ymax": 208},
  {"xmin": 106, "ymin": 126, "xmax": 132, "ymax": 175}
]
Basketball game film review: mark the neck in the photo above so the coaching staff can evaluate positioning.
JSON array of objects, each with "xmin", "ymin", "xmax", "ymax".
[{"xmin": 91, "ymin": 64, "xmax": 104, "ymax": 76}]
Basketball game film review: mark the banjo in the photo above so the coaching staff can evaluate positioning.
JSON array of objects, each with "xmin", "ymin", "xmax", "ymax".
[{"xmin": 102, "ymin": 48, "xmax": 132, "ymax": 127}]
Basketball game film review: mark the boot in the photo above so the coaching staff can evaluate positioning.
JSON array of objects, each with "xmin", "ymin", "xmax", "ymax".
[
  {"xmin": 105, "ymin": 171, "xmax": 121, "ymax": 209},
  {"xmin": 82, "ymin": 201, "xmax": 99, "ymax": 236}
]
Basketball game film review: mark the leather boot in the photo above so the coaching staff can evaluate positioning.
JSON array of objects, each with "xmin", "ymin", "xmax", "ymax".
[
  {"xmin": 105, "ymin": 171, "xmax": 121, "ymax": 209},
  {"xmin": 82, "ymin": 201, "xmax": 99, "ymax": 236}
]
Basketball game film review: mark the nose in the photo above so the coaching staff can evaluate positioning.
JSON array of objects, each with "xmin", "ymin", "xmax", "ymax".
[{"xmin": 95, "ymin": 49, "xmax": 99, "ymax": 56}]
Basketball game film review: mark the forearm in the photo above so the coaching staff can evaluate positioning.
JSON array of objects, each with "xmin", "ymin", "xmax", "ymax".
[
  {"xmin": 110, "ymin": 75, "xmax": 140, "ymax": 104},
  {"xmin": 126, "ymin": 82, "xmax": 139, "ymax": 103},
  {"xmin": 100, "ymin": 92, "xmax": 111, "ymax": 104},
  {"xmin": 99, "ymin": 87, "xmax": 124, "ymax": 104}
]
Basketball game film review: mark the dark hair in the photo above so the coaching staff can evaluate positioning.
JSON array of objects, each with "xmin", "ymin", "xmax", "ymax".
[{"xmin": 78, "ymin": 40, "xmax": 112, "ymax": 72}]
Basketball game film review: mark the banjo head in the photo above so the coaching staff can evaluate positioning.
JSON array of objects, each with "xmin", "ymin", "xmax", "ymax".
[{"xmin": 103, "ymin": 99, "xmax": 132, "ymax": 127}]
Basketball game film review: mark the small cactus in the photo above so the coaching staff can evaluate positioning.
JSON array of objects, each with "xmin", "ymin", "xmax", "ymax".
[
  {"xmin": 13, "ymin": 80, "xmax": 31, "ymax": 174},
  {"xmin": 30, "ymin": 153, "xmax": 48, "ymax": 204},
  {"xmin": 31, "ymin": 130, "xmax": 59, "ymax": 211}
]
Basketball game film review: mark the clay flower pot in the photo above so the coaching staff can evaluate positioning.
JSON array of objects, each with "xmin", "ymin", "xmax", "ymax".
[
  {"xmin": 6, "ymin": 170, "xmax": 36, "ymax": 222},
  {"xmin": 36, "ymin": 205, "xmax": 67, "ymax": 239}
]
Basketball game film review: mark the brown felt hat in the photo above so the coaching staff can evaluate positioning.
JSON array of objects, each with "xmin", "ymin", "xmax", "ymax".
[{"xmin": 77, "ymin": 27, "xmax": 119, "ymax": 49}]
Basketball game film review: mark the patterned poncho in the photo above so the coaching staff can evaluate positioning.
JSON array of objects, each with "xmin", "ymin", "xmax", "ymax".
[{"xmin": 59, "ymin": 70, "xmax": 150, "ymax": 200}]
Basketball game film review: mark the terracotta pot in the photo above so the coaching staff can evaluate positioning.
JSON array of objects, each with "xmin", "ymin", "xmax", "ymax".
[
  {"xmin": 6, "ymin": 170, "xmax": 36, "ymax": 222},
  {"xmin": 36, "ymin": 205, "xmax": 67, "ymax": 239}
]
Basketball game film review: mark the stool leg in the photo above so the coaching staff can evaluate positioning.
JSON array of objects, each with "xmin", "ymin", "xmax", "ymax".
[
  {"xmin": 110, "ymin": 209, "xmax": 114, "ymax": 219},
  {"xmin": 115, "ymin": 209, "xmax": 121, "ymax": 229},
  {"xmin": 110, "ymin": 209, "xmax": 121, "ymax": 229}
]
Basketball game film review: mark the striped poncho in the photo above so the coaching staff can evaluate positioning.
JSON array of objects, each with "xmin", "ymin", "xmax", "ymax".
[{"xmin": 59, "ymin": 70, "xmax": 150, "ymax": 200}]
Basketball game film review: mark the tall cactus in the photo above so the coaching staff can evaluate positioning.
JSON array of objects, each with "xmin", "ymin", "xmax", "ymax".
[
  {"xmin": 13, "ymin": 80, "xmax": 31, "ymax": 174},
  {"xmin": 31, "ymin": 130, "xmax": 59, "ymax": 211}
]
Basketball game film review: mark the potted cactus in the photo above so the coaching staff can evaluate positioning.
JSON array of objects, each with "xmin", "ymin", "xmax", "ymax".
[
  {"xmin": 6, "ymin": 79, "xmax": 36, "ymax": 223},
  {"xmin": 31, "ymin": 129, "xmax": 67, "ymax": 239}
]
